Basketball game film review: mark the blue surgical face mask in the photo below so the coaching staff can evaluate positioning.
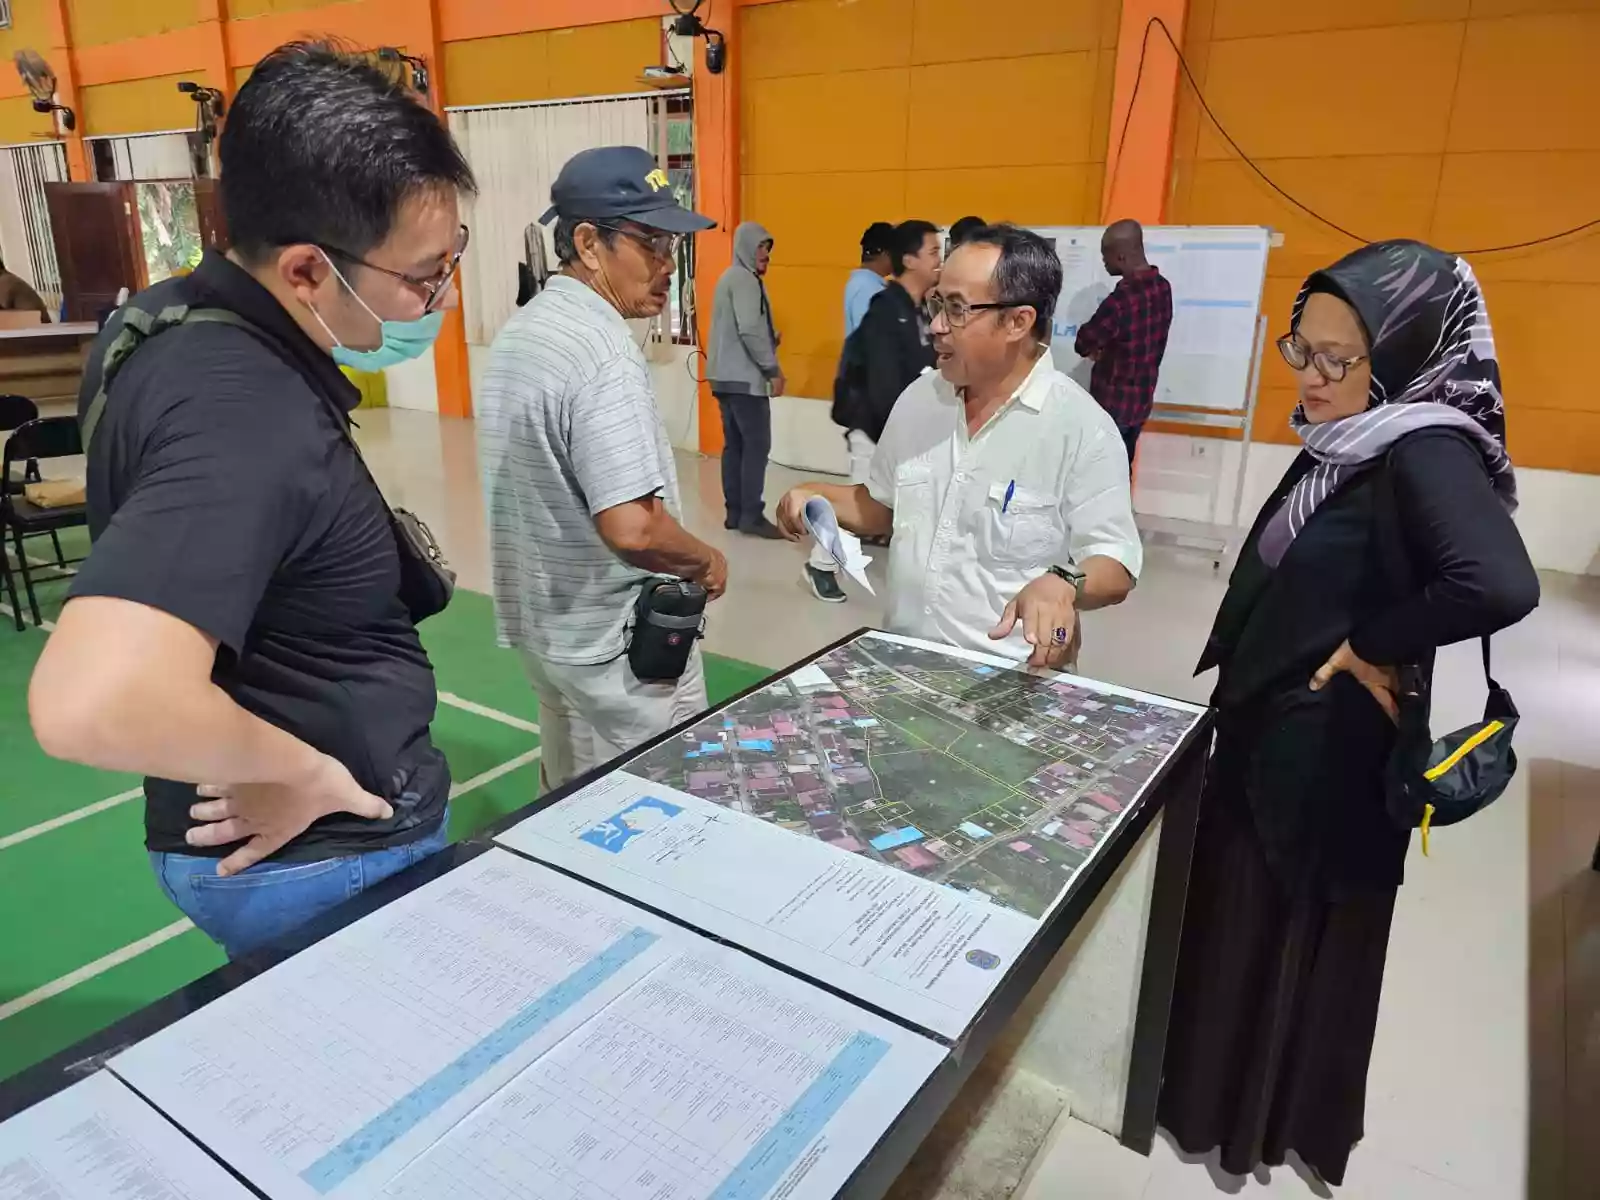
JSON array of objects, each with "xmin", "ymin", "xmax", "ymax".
[{"xmin": 309, "ymin": 251, "xmax": 445, "ymax": 371}]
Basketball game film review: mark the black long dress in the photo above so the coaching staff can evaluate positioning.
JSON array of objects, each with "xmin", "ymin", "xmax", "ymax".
[{"xmin": 1157, "ymin": 428, "xmax": 1538, "ymax": 1185}]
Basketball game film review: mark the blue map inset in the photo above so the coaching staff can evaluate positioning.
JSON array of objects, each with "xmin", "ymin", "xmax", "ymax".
[{"xmin": 579, "ymin": 796, "xmax": 683, "ymax": 854}]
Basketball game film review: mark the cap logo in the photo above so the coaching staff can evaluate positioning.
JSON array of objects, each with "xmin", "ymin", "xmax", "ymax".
[{"xmin": 644, "ymin": 168, "xmax": 670, "ymax": 192}]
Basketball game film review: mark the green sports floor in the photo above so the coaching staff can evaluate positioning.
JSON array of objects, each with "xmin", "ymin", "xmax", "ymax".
[{"xmin": 0, "ymin": 530, "xmax": 771, "ymax": 1085}]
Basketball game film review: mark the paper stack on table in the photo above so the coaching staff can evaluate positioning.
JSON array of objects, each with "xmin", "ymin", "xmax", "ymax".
[{"xmin": 802, "ymin": 496, "xmax": 875, "ymax": 594}]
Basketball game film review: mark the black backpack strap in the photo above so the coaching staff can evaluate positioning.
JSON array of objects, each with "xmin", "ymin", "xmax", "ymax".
[{"xmin": 81, "ymin": 305, "xmax": 274, "ymax": 450}]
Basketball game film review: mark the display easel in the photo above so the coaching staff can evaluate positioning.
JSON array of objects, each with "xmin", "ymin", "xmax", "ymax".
[{"xmin": 1134, "ymin": 313, "xmax": 1268, "ymax": 569}]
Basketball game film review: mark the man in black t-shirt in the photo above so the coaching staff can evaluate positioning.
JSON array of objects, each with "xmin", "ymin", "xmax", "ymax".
[{"xmin": 28, "ymin": 43, "xmax": 477, "ymax": 959}]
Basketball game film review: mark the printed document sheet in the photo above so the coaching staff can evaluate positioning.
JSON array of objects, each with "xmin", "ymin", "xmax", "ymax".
[
  {"xmin": 378, "ymin": 945, "xmax": 944, "ymax": 1200},
  {"xmin": 108, "ymin": 848, "xmax": 942, "ymax": 1200},
  {"xmin": 0, "ymin": 1070, "xmax": 253, "ymax": 1199},
  {"xmin": 495, "ymin": 770, "xmax": 1037, "ymax": 1038},
  {"xmin": 112, "ymin": 850, "xmax": 675, "ymax": 1199}
]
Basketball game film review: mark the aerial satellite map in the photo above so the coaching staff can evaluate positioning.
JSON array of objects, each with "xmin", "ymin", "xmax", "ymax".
[{"xmin": 627, "ymin": 633, "xmax": 1206, "ymax": 920}]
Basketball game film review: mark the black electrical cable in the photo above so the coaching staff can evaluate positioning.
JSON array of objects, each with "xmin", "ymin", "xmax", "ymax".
[{"xmin": 1111, "ymin": 16, "xmax": 1600, "ymax": 256}]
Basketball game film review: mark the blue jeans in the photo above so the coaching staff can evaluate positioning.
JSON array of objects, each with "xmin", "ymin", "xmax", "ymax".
[{"xmin": 150, "ymin": 817, "xmax": 450, "ymax": 960}]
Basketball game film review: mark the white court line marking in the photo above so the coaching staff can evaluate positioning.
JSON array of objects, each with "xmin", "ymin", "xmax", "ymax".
[
  {"xmin": 0, "ymin": 788, "xmax": 144, "ymax": 853},
  {"xmin": 449, "ymin": 746, "xmax": 542, "ymax": 798},
  {"xmin": 0, "ymin": 599, "xmax": 55, "ymax": 632},
  {"xmin": 438, "ymin": 692, "xmax": 540, "ymax": 735},
  {"xmin": 0, "ymin": 746, "xmax": 543, "ymax": 1024},
  {"xmin": 0, "ymin": 919, "xmax": 196, "ymax": 1023}
]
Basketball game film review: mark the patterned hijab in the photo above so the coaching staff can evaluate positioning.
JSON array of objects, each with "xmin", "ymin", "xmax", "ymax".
[{"xmin": 1257, "ymin": 240, "xmax": 1516, "ymax": 568}]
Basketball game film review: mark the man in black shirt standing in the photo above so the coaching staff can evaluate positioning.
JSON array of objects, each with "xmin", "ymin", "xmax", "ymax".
[
  {"xmin": 815, "ymin": 219, "xmax": 940, "ymax": 602},
  {"xmin": 27, "ymin": 43, "xmax": 476, "ymax": 959}
]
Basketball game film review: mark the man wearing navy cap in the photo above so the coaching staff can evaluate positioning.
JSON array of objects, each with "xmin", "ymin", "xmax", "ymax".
[{"xmin": 477, "ymin": 146, "xmax": 726, "ymax": 790}]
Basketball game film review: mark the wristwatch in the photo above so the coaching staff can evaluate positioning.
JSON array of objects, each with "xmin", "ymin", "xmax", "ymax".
[{"xmin": 1047, "ymin": 563, "xmax": 1086, "ymax": 592}]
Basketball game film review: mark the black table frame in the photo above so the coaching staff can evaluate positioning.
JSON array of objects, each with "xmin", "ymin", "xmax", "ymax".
[{"xmin": 0, "ymin": 628, "xmax": 1212, "ymax": 1197}]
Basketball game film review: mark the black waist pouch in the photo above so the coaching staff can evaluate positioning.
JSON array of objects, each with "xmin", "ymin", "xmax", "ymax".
[{"xmin": 628, "ymin": 579, "xmax": 707, "ymax": 683}]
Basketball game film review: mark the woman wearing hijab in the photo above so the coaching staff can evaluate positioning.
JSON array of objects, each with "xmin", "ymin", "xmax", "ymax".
[{"xmin": 1157, "ymin": 240, "xmax": 1539, "ymax": 1186}]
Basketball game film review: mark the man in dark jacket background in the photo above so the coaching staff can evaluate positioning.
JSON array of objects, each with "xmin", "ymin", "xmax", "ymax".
[{"xmin": 812, "ymin": 219, "xmax": 940, "ymax": 602}]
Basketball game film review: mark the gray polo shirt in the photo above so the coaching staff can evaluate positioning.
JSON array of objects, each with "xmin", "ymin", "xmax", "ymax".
[{"xmin": 478, "ymin": 274, "xmax": 681, "ymax": 666}]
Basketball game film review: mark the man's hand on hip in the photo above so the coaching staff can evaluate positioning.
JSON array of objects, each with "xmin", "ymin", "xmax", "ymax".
[
  {"xmin": 990, "ymin": 572, "xmax": 1080, "ymax": 670},
  {"xmin": 187, "ymin": 754, "xmax": 393, "ymax": 877}
]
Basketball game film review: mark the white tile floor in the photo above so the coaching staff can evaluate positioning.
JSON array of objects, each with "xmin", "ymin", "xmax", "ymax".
[{"xmin": 357, "ymin": 409, "xmax": 1599, "ymax": 1200}]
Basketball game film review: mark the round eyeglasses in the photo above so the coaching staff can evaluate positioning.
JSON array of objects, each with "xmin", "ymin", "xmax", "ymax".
[
  {"xmin": 323, "ymin": 224, "xmax": 471, "ymax": 314},
  {"xmin": 1277, "ymin": 334, "xmax": 1368, "ymax": 383},
  {"xmin": 590, "ymin": 223, "xmax": 684, "ymax": 261},
  {"xmin": 927, "ymin": 291, "xmax": 1029, "ymax": 328}
]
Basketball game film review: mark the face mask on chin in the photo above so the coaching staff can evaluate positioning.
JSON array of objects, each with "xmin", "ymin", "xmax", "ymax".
[{"xmin": 308, "ymin": 250, "xmax": 444, "ymax": 371}]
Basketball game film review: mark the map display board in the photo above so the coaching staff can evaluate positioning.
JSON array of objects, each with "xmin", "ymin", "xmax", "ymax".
[
  {"xmin": 628, "ymin": 632, "xmax": 1205, "ymax": 921},
  {"xmin": 498, "ymin": 633, "xmax": 1207, "ymax": 1037}
]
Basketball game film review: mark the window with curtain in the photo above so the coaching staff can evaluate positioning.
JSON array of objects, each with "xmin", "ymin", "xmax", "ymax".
[
  {"xmin": 0, "ymin": 141, "xmax": 67, "ymax": 311},
  {"xmin": 448, "ymin": 95, "xmax": 658, "ymax": 347},
  {"xmin": 89, "ymin": 131, "xmax": 198, "ymax": 182}
]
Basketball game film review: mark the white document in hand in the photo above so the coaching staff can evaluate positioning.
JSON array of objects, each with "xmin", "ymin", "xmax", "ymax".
[
  {"xmin": 802, "ymin": 497, "xmax": 875, "ymax": 594},
  {"xmin": 110, "ymin": 850, "xmax": 679, "ymax": 1200},
  {"xmin": 0, "ymin": 1071, "xmax": 255, "ymax": 1199}
]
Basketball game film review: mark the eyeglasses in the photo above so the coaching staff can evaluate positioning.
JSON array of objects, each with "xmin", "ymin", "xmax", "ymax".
[
  {"xmin": 323, "ymin": 224, "xmax": 470, "ymax": 314},
  {"xmin": 927, "ymin": 291, "xmax": 1032, "ymax": 328},
  {"xmin": 589, "ymin": 223, "xmax": 683, "ymax": 261},
  {"xmin": 1277, "ymin": 334, "xmax": 1368, "ymax": 383}
]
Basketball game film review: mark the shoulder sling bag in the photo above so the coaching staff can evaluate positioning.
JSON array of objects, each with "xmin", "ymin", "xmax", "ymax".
[
  {"xmin": 1373, "ymin": 451, "xmax": 1520, "ymax": 855},
  {"xmin": 81, "ymin": 301, "xmax": 455, "ymax": 623}
]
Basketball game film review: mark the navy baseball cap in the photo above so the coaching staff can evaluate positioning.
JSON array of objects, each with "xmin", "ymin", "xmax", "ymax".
[{"xmin": 539, "ymin": 145, "xmax": 715, "ymax": 234}]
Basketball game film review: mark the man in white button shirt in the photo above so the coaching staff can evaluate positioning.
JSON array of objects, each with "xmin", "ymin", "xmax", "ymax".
[{"xmin": 777, "ymin": 223, "xmax": 1140, "ymax": 668}]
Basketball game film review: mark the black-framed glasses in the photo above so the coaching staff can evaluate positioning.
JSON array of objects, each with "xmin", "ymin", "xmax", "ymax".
[
  {"xmin": 323, "ymin": 224, "xmax": 470, "ymax": 313},
  {"xmin": 1277, "ymin": 333, "xmax": 1367, "ymax": 383},
  {"xmin": 589, "ymin": 222, "xmax": 683, "ymax": 261},
  {"xmin": 927, "ymin": 291, "xmax": 1031, "ymax": 328}
]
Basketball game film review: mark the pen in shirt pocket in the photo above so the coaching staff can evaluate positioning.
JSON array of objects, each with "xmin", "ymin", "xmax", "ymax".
[{"xmin": 1002, "ymin": 479, "xmax": 1016, "ymax": 514}]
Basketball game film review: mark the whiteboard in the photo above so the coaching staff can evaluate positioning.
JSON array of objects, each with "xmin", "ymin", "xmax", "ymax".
[{"xmin": 1036, "ymin": 225, "xmax": 1271, "ymax": 412}]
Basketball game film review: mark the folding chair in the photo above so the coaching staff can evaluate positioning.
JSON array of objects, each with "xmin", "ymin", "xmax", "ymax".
[
  {"xmin": 0, "ymin": 395, "xmax": 64, "ymax": 571},
  {"xmin": 0, "ymin": 416, "xmax": 87, "ymax": 630}
]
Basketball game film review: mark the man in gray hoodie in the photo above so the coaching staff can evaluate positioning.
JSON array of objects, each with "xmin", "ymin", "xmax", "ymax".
[{"xmin": 707, "ymin": 221, "xmax": 784, "ymax": 539}]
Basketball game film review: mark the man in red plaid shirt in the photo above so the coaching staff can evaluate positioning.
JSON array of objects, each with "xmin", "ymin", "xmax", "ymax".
[{"xmin": 1074, "ymin": 219, "xmax": 1173, "ymax": 464}]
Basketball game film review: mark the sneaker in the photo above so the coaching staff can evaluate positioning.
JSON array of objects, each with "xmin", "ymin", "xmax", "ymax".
[
  {"xmin": 739, "ymin": 517, "xmax": 785, "ymax": 541},
  {"xmin": 803, "ymin": 565, "xmax": 847, "ymax": 603}
]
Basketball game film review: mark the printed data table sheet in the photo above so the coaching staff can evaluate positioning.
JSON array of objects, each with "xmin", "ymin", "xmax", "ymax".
[
  {"xmin": 110, "ymin": 848, "xmax": 943, "ymax": 1200},
  {"xmin": 0, "ymin": 1070, "xmax": 254, "ymax": 1200},
  {"xmin": 496, "ymin": 631, "xmax": 1206, "ymax": 1038}
]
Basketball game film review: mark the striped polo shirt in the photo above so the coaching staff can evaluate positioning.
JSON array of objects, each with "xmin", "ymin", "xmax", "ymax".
[{"xmin": 477, "ymin": 274, "xmax": 680, "ymax": 666}]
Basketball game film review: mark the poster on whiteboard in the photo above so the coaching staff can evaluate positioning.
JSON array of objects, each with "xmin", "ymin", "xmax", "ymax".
[{"xmin": 1032, "ymin": 226, "xmax": 1271, "ymax": 413}]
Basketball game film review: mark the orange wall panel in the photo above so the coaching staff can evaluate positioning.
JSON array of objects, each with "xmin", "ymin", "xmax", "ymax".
[
  {"xmin": 545, "ymin": 19, "xmax": 662, "ymax": 100},
  {"xmin": 1194, "ymin": 23, "xmax": 1463, "ymax": 161},
  {"xmin": 1207, "ymin": 0, "xmax": 1468, "ymax": 40},
  {"xmin": 743, "ymin": 69, "xmax": 911, "ymax": 174},
  {"xmin": 744, "ymin": 171, "xmax": 908, "ymax": 268},
  {"xmin": 0, "ymin": 97, "xmax": 52, "ymax": 145},
  {"xmin": 907, "ymin": 53, "xmax": 1100, "ymax": 169},
  {"xmin": 1448, "ymin": 13, "xmax": 1600, "ymax": 153},
  {"xmin": 67, "ymin": 0, "xmax": 198, "ymax": 46},
  {"xmin": 743, "ymin": 0, "xmax": 914, "ymax": 79},
  {"xmin": 1430, "ymin": 151, "xmax": 1600, "ymax": 285},
  {"xmin": 442, "ymin": 32, "xmax": 551, "ymax": 106},
  {"xmin": 1482, "ymin": 281, "xmax": 1600, "ymax": 414},
  {"xmin": 904, "ymin": 163, "xmax": 1103, "ymax": 227},
  {"xmin": 80, "ymin": 72, "xmax": 196, "ymax": 135},
  {"xmin": 229, "ymin": 0, "xmax": 335, "ymax": 15},
  {"xmin": 760, "ymin": 263, "xmax": 851, "ymax": 359},
  {"xmin": 910, "ymin": 0, "xmax": 1109, "ymax": 64}
]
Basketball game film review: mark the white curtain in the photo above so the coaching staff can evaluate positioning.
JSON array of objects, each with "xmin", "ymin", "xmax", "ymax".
[
  {"xmin": 449, "ymin": 98, "xmax": 651, "ymax": 346},
  {"xmin": 0, "ymin": 142, "xmax": 67, "ymax": 311},
  {"xmin": 97, "ymin": 132, "xmax": 193, "ymax": 181}
]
